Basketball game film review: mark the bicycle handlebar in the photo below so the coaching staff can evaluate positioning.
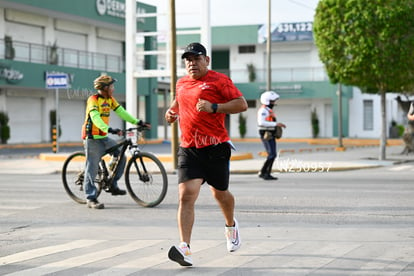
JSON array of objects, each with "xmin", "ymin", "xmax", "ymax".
[
  {"xmin": 125, "ymin": 126, "xmax": 150, "ymax": 132},
  {"xmin": 109, "ymin": 126, "xmax": 150, "ymax": 135}
]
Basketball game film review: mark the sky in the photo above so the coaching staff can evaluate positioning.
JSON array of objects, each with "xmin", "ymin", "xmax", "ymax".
[{"xmin": 138, "ymin": 0, "xmax": 320, "ymax": 29}]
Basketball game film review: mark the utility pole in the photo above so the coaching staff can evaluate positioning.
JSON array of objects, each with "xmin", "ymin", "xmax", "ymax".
[
  {"xmin": 169, "ymin": 0, "xmax": 178, "ymax": 169},
  {"xmin": 337, "ymin": 83, "xmax": 344, "ymax": 150},
  {"xmin": 125, "ymin": 0, "xmax": 137, "ymax": 122},
  {"xmin": 266, "ymin": 0, "xmax": 272, "ymax": 91}
]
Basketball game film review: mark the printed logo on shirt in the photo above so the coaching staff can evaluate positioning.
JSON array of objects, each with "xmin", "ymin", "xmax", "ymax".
[
  {"xmin": 199, "ymin": 82, "xmax": 211, "ymax": 90},
  {"xmin": 101, "ymin": 101, "xmax": 111, "ymax": 116},
  {"xmin": 194, "ymin": 129, "xmax": 220, "ymax": 148}
]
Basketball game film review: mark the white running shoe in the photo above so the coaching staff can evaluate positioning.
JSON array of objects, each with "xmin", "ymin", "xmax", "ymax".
[
  {"xmin": 225, "ymin": 218, "xmax": 241, "ymax": 252},
  {"xmin": 168, "ymin": 242, "xmax": 193, "ymax": 266}
]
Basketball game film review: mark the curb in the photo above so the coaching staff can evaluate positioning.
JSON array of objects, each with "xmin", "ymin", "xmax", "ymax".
[{"xmin": 0, "ymin": 138, "xmax": 404, "ymax": 150}]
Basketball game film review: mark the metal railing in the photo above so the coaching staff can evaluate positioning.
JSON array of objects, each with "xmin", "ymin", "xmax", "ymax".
[
  {"xmin": 229, "ymin": 67, "xmax": 329, "ymax": 83},
  {"xmin": 0, "ymin": 38, "xmax": 328, "ymax": 82},
  {"xmin": 0, "ymin": 38, "xmax": 124, "ymax": 73}
]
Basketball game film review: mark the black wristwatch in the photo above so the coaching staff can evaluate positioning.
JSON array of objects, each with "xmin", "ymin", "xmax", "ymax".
[{"xmin": 211, "ymin": 103, "xmax": 218, "ymax": 113}]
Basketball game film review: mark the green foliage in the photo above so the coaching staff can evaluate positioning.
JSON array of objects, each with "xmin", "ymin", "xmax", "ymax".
[
  {"xmin": 0, "ymin": 111, "xmax": 9, "ymax": 125},
  {"xmin": 397, "ymin": 124, "xmax": 405, "ymax": 137},
  {"xmin": 0, "ymin": 111, "xmax": 10, "ymax": 144},
  {"xmin": 247, "ymin": 63, "xmax": 256, "ymax": 82},
  {"xmin": 4, "ymin": 35, "xmax": 15, "ymax": 60},
  {"xmin": 389, "ymin": 120, "xmax": 403, "ymax": 138},
  {"xmin": 238, "ymin": 113, "xmax": 247, "ymax": 138},
  {"xmin": 313, "ymin": 0, "xmax": 414, "ymax": 94},
  {"xmin": 49, "ymin": 41, "xmax": 58, "ymax": 65},
  {"xmin": 1, "ymin": 125, "xmax": 10, "ymax": 143},
  {"xmin": 311, "ymin": 108, "xmax": 319, "ymax": 138}
]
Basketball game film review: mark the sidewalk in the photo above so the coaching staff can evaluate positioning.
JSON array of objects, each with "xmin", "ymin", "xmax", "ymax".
[{"xmin": 0, "ymin": 138, "xmax": 412, "ymax": 175}]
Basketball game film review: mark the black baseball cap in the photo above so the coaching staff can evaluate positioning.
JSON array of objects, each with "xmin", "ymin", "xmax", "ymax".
[{"xmin": 181, "ymin": 42, "xmax": 207, "ymax": 59}]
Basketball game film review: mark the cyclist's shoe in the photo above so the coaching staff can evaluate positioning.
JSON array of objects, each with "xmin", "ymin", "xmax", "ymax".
[
  {"xmin": 87, "ymin": 199, "xmax": 104, "ymax": 209},
  {"xmin": 225, "ymin": 218, "xmax": 241, "ymax": 252},
  {"xmin": 168, "ymin": 242, "xmax": 193, "ymax": 266},
  {"xmin": 111, "ymin": 188, "xmax": 126, "ymax": 196}
]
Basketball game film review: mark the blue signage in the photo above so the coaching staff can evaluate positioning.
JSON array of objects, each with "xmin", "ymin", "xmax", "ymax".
[{"xmin": 46, "ymin": 73, "xmax": 69, "ymax": 89}]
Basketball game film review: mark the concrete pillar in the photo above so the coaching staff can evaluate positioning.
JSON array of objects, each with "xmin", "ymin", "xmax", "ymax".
[
  {"xmin": 0, "ymin": 8, "xmax": 5, "ymax": 38},
  {"xmin": 200, "ymin": 0, "xmax": 211, "ymax": 58},
  {"xmin": 125, "ymin": 0, "xmax": 137, "ymax": 121}
]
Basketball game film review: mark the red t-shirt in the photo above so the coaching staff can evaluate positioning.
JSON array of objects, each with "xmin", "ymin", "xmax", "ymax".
[{"xmin": 176, "ymin": 70, "xmax": 243, "ymax": 148}]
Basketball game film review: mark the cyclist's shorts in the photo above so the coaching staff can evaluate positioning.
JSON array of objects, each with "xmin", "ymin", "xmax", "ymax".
[{"xmin": 177, "ymin": 143, "xmax": 231, "ymax": 191}]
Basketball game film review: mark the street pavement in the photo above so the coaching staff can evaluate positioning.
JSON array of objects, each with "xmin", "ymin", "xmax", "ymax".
[
  {"xmin": 1, "ymin": 139, "xmax": 414, "ymax": 275},
  {"xmin": 0, "ymin": 138, "xmax": 411, "ymax": 175}
]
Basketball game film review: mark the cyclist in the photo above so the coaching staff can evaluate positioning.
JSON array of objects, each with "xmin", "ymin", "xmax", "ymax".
[{"xmin": 81, "ymin": 75, "xmax": 150, "ymax": 209}]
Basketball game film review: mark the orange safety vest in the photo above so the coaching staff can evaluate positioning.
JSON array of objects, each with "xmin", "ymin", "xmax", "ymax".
[{"xmin": 263, "ymin": 105, "xmax": 276, "ymax": 122}]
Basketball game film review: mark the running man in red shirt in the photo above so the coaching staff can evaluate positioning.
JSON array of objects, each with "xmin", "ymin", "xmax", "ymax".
[{"xmin": 165, "ymin": 42, "xmax": 248, "ymax": 266}]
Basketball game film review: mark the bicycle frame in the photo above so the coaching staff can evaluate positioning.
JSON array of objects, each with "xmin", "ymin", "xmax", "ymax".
[{"xmin": 99, "ymin": 129, "xmax": 137, "ymax": 190}]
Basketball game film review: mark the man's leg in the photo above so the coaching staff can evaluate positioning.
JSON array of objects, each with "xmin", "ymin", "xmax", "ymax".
[
  {"xmin": 265, "ymin": 139, "xmax": 277, "ymax": 178},
  {"xmin": 84, "ymin": 139, "xmax": 103, "ymax": 200},
  {"xmin": 177, "ymin": 179, "xmax": 202, "ymax": 245},
  {"xmin": 168, "ymin": 178, "xmax": 202, "ymax": 266},
  {"xmin": 259, "ymin": 138, "xmax": 272, "ymax": 177},
  {"xmin": 83, "ymin": 139, "xmax": 105, "ymax": 209},
  {"xmin": 103, "ymin": 137, "xmax": 126, "ymax": 195},
  {"xmin": 210, "ymin": 187, "xmax": 235, "ymax": 227},
  {"xmin": 211, "ymin": 187, "xmax": 241, "ymax": 252}
]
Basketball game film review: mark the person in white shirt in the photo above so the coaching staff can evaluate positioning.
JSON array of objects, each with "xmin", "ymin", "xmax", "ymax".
[
  {"xmin": 257, "ymin": 91, "xmax": 286, "ymax": 180},
  {"xmin": 407, "ymin": 101, "xmax": 414, "ymax": 121}
]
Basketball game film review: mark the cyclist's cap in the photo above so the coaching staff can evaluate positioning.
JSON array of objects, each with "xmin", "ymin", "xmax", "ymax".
[
  {"xmin": 94, "ymin": 75, "xmax": 117, "ymax": 90},
  {"xmin": 182, "ymin": 42, "xmax": 207, "ymax": 59}
]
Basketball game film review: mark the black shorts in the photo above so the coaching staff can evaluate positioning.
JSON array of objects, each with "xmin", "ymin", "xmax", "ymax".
[{"xmin": 177, "ymin": 143, "xmax": 231, "ymax": 191}]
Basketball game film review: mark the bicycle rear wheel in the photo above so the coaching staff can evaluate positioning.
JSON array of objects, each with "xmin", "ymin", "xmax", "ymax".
[
  {"xmin": 125, "ymin": 151, "xmax": 168, "ymax": 207},
  {"xmin": 62, "ymin": 152, "xmax": 87, "ymax": 204},
  {"xmin": 62, "ymin": 152, "xmax": 103, "ymax": 204}
]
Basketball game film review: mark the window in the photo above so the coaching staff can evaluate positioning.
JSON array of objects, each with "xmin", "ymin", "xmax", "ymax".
[
  {"xmin": 238, "ymin": 45, "xmax": 255, "ymax": 54},
  {"xmin": 363, "ymin": 100, "xmax": 373, "ymax": 130}
]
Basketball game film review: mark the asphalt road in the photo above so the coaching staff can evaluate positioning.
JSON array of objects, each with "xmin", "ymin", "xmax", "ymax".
[{"xmin": 0, "ymin": 165, "xmax": 413, "ymax": 275}]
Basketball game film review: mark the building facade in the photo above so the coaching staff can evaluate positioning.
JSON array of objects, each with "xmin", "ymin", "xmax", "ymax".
[
  {"xmin": 0, "ymin": 1, "xmax": 406, "ymax": 144},
  {"xmin": 0, "ymin": 0, "xmax": 158, "ymax": 144}
]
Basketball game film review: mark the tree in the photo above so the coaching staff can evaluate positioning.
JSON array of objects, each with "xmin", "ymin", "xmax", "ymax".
[
  {"xmin": 0, "ymin": 111, "xmax": 10, "ymax": 144},
  {"xmin": 311, "ymin": 108, "xmax": 319, "ymax": 138},
  {"xmin": 313, "ymin": 0, "xmax": 414, "ymax": 160},
  {"xmin": 238, "ymin": 113, "xmax": 247, "ymax": 138}
]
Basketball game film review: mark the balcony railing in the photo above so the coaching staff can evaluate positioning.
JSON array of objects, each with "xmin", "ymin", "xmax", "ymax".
[
  {"xmin": 0, "ymin": 38, "xmax": 124, "ymax": 73},
  {"xmin": 229, "ymin": 67, "xmax": 329, "ymax": 83},
  {"xmin": 0, "ymin": 38, "xmax": 328, "ymax": 82},
  {"xmin": 155, "ymin": 66, "xmax": 328, "ymax": 84}
]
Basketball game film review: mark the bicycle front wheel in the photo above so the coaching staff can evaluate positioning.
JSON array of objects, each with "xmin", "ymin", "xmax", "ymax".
[{"xmin": 125, "ymin": 151, "xmax": 168, "ymax": 207}]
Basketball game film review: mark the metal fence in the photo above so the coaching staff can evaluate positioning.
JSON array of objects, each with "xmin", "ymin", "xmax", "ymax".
[
  {"xmin": 0, "ymin": 38, "xmax": 124, "ymax": 73},
  {"xmin": 0, "ymin": 38, "xmax": 328, "ymax": 82},
  {"xmin": 230, "ymin": 67, "xmax": 329, "ymax": 83}
]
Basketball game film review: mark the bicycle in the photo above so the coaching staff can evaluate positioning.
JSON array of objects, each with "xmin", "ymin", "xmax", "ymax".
[{"xmin": 61, "ymin": 126, "xmax": 168, "ymax": 207}]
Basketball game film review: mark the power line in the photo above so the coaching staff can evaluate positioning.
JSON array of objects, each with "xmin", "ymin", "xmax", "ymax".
[{"xmin": 287, "ymin": 0, "xmax": 315, "ymax": 10}]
